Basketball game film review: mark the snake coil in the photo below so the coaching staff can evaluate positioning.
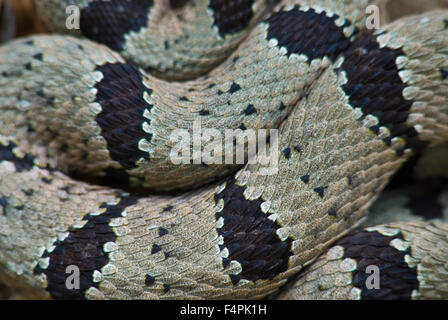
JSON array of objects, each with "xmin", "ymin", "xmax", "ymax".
[{"xmin": 0, "ymin": 0, "xmax": 447, "ymax": 299}]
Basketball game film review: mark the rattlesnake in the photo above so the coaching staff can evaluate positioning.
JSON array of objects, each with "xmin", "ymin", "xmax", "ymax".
[{"xmin": 0, "ymin": 0, "xmax": 447, "ymax": 299}]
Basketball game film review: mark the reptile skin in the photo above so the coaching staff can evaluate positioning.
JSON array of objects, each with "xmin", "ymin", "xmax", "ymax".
[{"xmin": 0, "ymin": 0, "xmax": 447, "ymax": 299}]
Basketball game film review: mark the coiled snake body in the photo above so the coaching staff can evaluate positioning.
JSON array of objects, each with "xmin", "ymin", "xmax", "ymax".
[{"xmin": 0, "ymin": 0, "xmax": 447, "ymax": 299}]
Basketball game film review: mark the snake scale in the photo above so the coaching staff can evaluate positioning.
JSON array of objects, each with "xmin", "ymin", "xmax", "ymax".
[{"xmin": 0, "ymin": 0, "xmax": 447, "ymax": 299}]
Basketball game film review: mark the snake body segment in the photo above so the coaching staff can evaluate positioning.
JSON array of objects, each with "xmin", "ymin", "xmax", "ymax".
[
  {"xmin": 278, "ymin": 221, "xmax": 448, "ymax": 300},
  {"xmin": 0, "ymin": 0, "xmax": 447, "ymax": 299}
]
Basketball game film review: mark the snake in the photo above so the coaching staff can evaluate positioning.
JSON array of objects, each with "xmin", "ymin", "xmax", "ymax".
[{"xmin": 0, "ymin": 0, "xmax": 447, "ymax": 300}]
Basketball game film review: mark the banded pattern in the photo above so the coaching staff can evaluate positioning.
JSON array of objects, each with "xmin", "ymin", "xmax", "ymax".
[
  {"xmin": 214, "ymin": 178, "xmax": 293, "ymax": 283},
  {"xmin": 0, "ymin": 0, "xmax": 447, "ymax": 300},
  {"xmin": 278, "ymin": 222, "xmax": 448, "ymax": 300},
  {"xmin": 94, "ymin": 62, "xmax": 153, "ymax": 170},
  {"xmin": 34, "ymin": 195, "xmax": 139, "ymax": 300},
  {"xmin": 336, "ymin": 230, "xmax": 418, "ymax": 299},
  {"xmin": 209, "ymin": 0, "xmax": 256, "ymax": 36},
  {"xmin": 80, "ymin": 0, "xmax": 154, "ymax": 51},
  {"xmin": 32, "ymin": 0, "xmax": 274, "ymax": 80},
  {"xmin": 265, "ymin": 6, "xmax": 352, "ymax": 61},
  {"xmin": 339, "ymin": 32, "xmax": 424, "ymax": 154}
]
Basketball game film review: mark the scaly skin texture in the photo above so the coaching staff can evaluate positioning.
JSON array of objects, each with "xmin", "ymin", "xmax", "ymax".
[
  {"xmin": 277, "ymin": 221, "xmax": 448, "ymax": 300},
  {"xmin": 32, "ymin": 0, "xmax": 275, "ymax": 80},
  {"xmin": 0, "ymin": 0, "xmax": 447, "ymax": 299},
  {"xmin": 1, "ymin": 0, "xmax": 381, "ymax": 192}
]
